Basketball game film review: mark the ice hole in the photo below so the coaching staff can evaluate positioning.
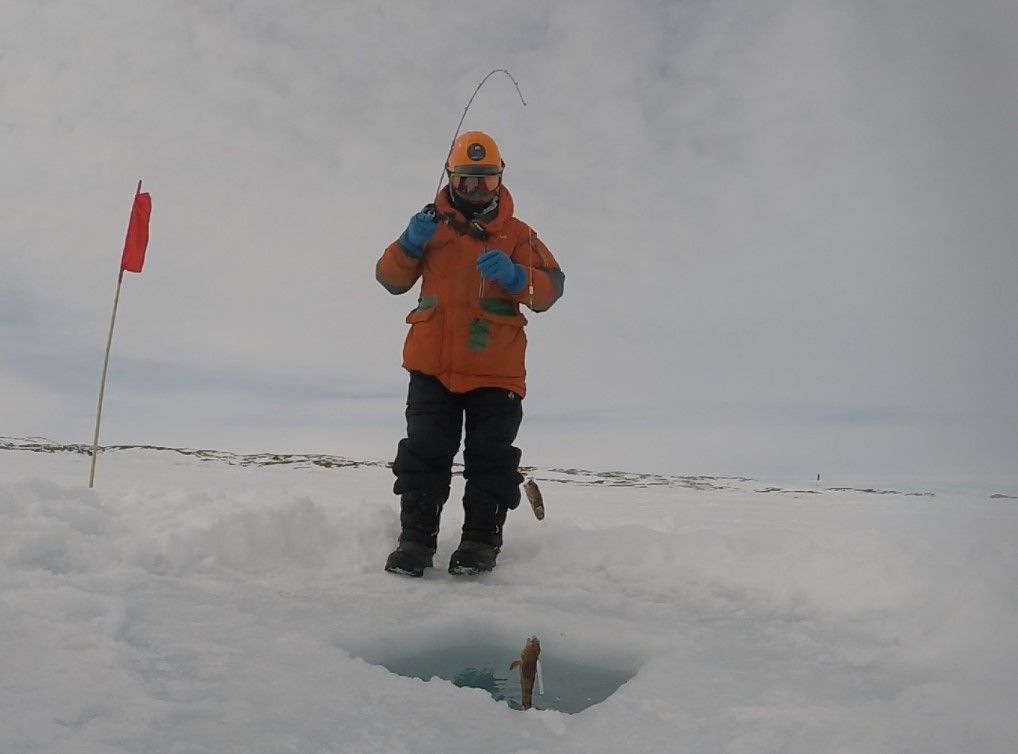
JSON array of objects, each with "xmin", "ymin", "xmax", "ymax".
[{"xmin": 359, "ymin": 640, "xmax": 637, "ymax": 713}]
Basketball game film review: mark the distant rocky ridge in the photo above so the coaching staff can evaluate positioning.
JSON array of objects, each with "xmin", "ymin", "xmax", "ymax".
[
  {"xmin": 1, "ymin": 436, "xmax": 739, "ymax": 490},
  {"xmin": 1, "ymin": 436, "xmax": 385, "ymax": 470},
  {"xmin": 3, "ymin": 436, "xmax": 1008, "ymax": 499}
]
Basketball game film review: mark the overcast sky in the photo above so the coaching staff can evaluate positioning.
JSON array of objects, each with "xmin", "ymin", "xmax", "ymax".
[{"xmin": 2, "ymin": 0, "xmax": 1016, "ymax": 486}]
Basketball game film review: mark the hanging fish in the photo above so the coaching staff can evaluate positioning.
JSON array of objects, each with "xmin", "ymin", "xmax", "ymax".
[
  {"xmin": 523, "ymin": 478, "xmax": 545, "ymax": 520},
  {"xmin": 510, "ymin": 636, "xmax": 542, "ymax": 710}
]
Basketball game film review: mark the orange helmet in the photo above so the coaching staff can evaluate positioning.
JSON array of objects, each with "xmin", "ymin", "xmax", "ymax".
[{"xmin": 445, "ymin": 131, "xmax": 504, "ymax": 175}]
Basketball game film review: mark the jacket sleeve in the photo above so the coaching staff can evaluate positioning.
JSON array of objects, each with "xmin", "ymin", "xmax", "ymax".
[
  {"xmin": 375, "ymin": 240, "xmax": 422, "ymax": 295},
  {"xmin": 509, "ymin": 227, "xmax": 564, "ymax": 313}
]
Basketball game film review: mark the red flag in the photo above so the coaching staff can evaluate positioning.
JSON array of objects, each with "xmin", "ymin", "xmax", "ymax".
[{"xmin": 120, "ymin": 192, "xmax": 152, "ymax": 273}]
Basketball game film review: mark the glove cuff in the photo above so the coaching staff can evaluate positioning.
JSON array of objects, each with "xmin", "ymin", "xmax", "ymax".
[{"xmin": 505, "ymin": 264, "xmax": 526, "ymax": 294}]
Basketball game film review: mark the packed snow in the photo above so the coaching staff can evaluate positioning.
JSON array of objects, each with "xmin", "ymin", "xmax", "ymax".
[{"xmin": 2, "ymin": 440, "xmax": 1016, "ymax": 753}]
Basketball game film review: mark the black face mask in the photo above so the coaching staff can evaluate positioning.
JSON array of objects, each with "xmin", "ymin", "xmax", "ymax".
[{"xmin": 448, "ymin": 186, "xmax": 498, "ymax": 221}]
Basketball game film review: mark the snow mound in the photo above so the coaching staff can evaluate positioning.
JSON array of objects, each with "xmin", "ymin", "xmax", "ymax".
[{"xmin": 2, "ymin": 444, "xmax": 1018, "ymax": 752}]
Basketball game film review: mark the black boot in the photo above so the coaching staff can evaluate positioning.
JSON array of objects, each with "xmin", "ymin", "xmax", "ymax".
[
  {"xmin": 385, "ymin": 541, "xmax": 435, "ymax": 577},
  {"xmin": 385, "ymin": 491, "xmax": 444, "ymax": 577},
  {"xmin": 448, "ymin": 503, "xmax": 507, "ymax": 575},
  {"xmin": 448, "ymin": 540, "xmax": 499, "ymax": 575}
]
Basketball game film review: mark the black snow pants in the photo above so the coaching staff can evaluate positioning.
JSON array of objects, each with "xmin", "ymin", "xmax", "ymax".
[{"xmin": 392, "ymin": 372, "xmax": 524, "ymax": 546}]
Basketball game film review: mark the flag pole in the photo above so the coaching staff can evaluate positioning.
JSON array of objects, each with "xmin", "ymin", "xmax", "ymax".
[{"xmin": 89, "ymin": 180, "xmax": 142, "ymax": 488}]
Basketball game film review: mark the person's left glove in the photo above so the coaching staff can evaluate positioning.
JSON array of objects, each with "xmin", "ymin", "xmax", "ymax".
[
  {"xmin": 398, "ymin": 210, "xmax": 438, "ymax": 259},
  {"xmin": 476, "ymin": 250, "xmax": 525, "ymax": 294}
]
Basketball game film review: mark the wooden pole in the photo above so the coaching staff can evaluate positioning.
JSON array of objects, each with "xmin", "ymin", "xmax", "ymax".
[{"xmin": 89, "ymin": 180, "xmax": 141, "ymax": 488}]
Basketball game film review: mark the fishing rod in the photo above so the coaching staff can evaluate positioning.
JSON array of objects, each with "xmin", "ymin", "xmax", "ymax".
[
  {"xmin": 434, "ymin": 68, "xmax": 527, "ymax": 199},
  {"xmin": 421, "ymin": 69, "xmax": 528, "ymax": 234}
]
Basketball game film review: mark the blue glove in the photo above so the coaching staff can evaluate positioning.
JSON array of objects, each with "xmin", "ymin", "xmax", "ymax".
[
  {"xmin": 476, "ymin": 250, "xmax": 525, "ymax": 294},
  {"xmin": 398, "ymin": 210, "xmax": 438, "ymax": 259}
]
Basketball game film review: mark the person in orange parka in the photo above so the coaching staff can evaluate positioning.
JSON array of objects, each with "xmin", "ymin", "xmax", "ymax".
[{"xmin": 376, "ymin": 131, "xmax": 564, "ymax": 577}]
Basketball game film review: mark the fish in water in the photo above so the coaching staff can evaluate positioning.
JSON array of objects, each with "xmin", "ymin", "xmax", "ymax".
[{"xmin": 510, "ymin": 636, "xmax": 541, "ymax": 710}]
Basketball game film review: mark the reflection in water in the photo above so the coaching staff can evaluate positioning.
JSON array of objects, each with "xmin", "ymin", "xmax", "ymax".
[{"xmin": 452, "ymin": 666, "xmax": 510, "ymax": 703}]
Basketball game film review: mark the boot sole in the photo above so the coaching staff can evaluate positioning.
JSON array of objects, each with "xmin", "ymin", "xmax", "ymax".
[
  {"xmin": 385, "ymin": 564, "xmax": 426, "ymax": 577},
  {"xmin": 448, "ymin": 562, "xmax": 494, "ymax": 576}
]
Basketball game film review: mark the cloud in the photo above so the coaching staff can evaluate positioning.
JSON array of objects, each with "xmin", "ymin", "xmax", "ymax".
[{"xmin": 2, "ymin": 0, "xmax": 1015, "ymax": 482}]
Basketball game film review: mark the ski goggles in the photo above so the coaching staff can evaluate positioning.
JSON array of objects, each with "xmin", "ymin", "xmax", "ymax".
[{"xmin": 448, "ymin": 171, "xmax": 501, "ymax": 193}]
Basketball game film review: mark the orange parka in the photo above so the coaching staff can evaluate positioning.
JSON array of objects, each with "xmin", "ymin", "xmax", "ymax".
[{"xmin": 376, "ymin": 186, "xmax": 564, "ymax": 398}]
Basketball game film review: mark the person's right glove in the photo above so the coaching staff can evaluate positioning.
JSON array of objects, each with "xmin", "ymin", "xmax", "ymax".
[{"xmin": 398, "ymin": 210, "xmax": 438, "ymax": 259}]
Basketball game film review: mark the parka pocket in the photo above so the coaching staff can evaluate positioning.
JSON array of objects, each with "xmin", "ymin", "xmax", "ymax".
[
  {"xmin": 402, "ymin": 298, "xmax": 442, "ymax": 374},
  {"xmin": 405, "ymin": 306, "xmax": 436, "ymax": 325},
  {"xmin": 405, "ymin": 295, "xmax": 437, "ymax": 322},
  {"xmin": 469, "ymin": 308, "xmax": 528, "ymax": 378}
]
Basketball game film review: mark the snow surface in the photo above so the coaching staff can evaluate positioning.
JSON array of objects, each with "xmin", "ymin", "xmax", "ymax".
[{"xmin": 2, "ymin": 443, "xmax": 1017, "ymax": 753}]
